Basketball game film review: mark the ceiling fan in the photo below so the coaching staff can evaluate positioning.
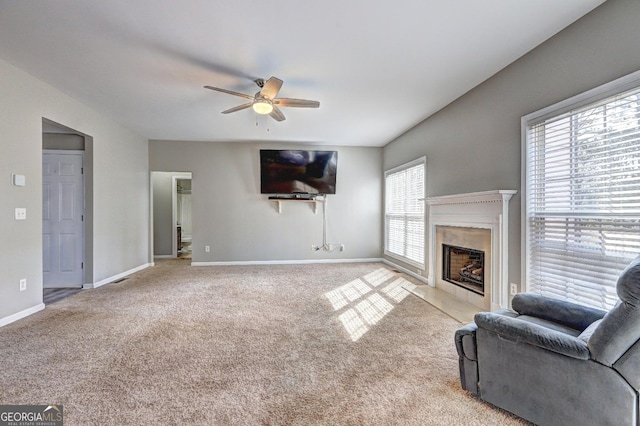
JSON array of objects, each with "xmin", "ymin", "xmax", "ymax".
[{"xmin": 204, "ymin": 76, "xmax": 319, "ymax": 122}]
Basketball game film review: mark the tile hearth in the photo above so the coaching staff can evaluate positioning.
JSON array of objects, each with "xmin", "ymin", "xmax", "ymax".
[{"xmin": 405, "ymin": 284, "xmax": 480, "ymax": 323}]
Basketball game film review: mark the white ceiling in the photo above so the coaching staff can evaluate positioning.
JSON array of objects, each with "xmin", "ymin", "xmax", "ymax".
[{"xmin": 0, "ymin": 0, "xmax": 605, "ymax": 147}]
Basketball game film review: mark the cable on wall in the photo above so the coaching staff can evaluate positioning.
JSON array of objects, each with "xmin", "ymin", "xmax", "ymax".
[{"xmin": 313, "ymin": 196, "xmax": 344, "ymax": 252}]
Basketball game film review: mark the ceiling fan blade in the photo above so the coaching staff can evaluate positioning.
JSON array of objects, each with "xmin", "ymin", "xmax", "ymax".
[
  {"xmin": 221, "ymin": 103, "xmax": 253, "ymax": 114},
  {"xmin": 269, "ymin": 106, "xmax": 286, "ymax": 122},
  {"xmin": 204, "ymin": 85, "xmax": 254, "ymax": 100},
  {"xmin": 260, "ymin": 77, "xmax": 283, "ymax": 100},
  {"xmin": 273, "ymin": 98, "xmax": 320, "ymax": 108}
]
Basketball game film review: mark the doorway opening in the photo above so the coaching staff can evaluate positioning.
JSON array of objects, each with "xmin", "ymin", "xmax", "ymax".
[
  {"xmin": 151, "ymin": 171, "xmax": 192, "ymax": 260},
  {"xmin": 176, "ymin": 178, "xmax": 192, "ymax": 259},
  {"xmin": 42, "ymin": 119, "xmax": 93, "ymax": 294}
]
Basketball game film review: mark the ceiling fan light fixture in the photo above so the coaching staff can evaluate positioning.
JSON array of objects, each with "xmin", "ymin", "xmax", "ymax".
[{"xmin": 252, "ymin": 100, "xmax": 273, "ymax": 115}]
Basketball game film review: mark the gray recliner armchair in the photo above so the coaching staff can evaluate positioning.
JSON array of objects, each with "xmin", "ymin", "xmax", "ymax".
[{"xmin": 455, "ymin": 257, "xmax": 640, "ymax": 425}]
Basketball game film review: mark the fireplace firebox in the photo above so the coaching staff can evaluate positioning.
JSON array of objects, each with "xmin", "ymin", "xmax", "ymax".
[{"xmin": 442, "ymin": 244, "xmax": 485, "ymax": 295}]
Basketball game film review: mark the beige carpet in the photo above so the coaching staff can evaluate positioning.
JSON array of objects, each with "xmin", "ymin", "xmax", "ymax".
[{"xmin": 0, "ymin": 260, "xmax": 527, "ymax": 425}]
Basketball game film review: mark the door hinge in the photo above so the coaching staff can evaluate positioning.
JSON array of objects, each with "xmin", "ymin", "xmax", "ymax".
[
  {"xmin": 81, "ymin": 262, "xmax": 84, "ymax": 269},
  {"xmin": 81, "ymin": 167, "xmax": 84, "ymax": 174},
  {"xmin": 81, "ymin": 215, "xmax": 84, "ymax": 221}
]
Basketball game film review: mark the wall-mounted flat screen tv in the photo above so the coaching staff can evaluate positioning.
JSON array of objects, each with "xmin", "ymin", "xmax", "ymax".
[{"xmin": 260, "ymin": 149, "xmax": 338, "ymax": 194}]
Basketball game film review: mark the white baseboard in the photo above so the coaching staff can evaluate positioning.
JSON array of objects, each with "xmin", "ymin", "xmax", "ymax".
[
  {"xmin": 83, "ymin": 263, "xmax": 152, "ymax": 289},
  {"xmin": 0, "ymin": 303, "xmax": 45, "ymax": 328},
  {"xmin": 382, "ymin": 259, "xmax": 430, "ymax": 285},
  {"xmin": 191, "ymin": 258, "xmax": 383, "ymax": 266}
]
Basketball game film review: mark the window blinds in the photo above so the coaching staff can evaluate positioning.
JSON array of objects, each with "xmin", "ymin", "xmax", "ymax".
[
  {"xmin": 526, "ymin": 87, "xmax": 640, "ymax": 310},
  {"xmin": 385, "ymin": 159, "xmax": 425, "ymax": 268}
]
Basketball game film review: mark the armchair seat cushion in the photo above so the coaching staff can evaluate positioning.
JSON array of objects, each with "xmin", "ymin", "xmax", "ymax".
[{"xmin": 514, "ymin": 314, "xmax": 582, "ymax": 337}]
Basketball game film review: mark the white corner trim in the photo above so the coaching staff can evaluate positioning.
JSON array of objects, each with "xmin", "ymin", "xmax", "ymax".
[
  {"xmin": 382, "ymin": 259, "xmax": 429, "ymax": 284},
  {"xmin": 84, "ymin": 263, "xmax": 152, "ymax": 289},
  {"xmin": 191, "ymin": 258, "xmax": 383, "ymax": 266},
  {"xmin": 0, "ymin": 303, "xmax": 45, "ymax": 328}
]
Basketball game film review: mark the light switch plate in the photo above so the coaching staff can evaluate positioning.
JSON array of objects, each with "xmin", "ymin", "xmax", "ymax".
[
  {"xmin": 15, "ymin": 208, "xmax": 26, "ymax": 220},
  {"xmin": 12, "ymin": 174, "xmax": 26, "ymax": 186}
]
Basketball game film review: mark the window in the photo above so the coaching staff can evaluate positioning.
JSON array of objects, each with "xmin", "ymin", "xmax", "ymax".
[
  {"xmin": 523, "ymin": 72, "xmax": 640, "ymax": 310},
  {"xmin": 384, "ymin": 157, "xmax": 425, "ymax": 269}
]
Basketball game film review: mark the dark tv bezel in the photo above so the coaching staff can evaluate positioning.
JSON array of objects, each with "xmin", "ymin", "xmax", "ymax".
[{"xmin": 259, "ymin": 149, "xmax": 338, "ymax": 195}]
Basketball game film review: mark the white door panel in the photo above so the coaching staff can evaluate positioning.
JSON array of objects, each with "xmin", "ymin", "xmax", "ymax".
[{"xmin": 43, "ymin": 152, "xmax": 84, "ymax": 288}]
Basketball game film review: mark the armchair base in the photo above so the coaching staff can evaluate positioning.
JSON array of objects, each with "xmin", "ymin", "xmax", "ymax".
[{"xmin": 477, "ymin": 327, "xmax": 637, "ymax": 426}]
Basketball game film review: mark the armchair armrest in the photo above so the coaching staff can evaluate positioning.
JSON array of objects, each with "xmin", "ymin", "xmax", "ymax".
[
  {"xmin": 512, "ymin": 293, "xmax": 607, "ymax": 332},
  {"xmin": 455, "ymin": 322, "xmax": 480, "ymax": 395},
  {"xmin": 455, "ymin": 322, "xmax": 478, "ymax": 360},
  {"xmin": 475, "ymin": 312, "xmax": 590, "ymax": 360}
]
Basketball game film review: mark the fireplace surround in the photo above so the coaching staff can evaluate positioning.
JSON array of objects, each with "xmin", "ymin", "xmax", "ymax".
[{"xmin": 426, "ymin": 190, "xmax": 516, "ymax": 311}]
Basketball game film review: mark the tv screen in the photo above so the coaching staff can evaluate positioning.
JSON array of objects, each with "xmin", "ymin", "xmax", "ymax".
[{"xmin": 260, "ymin": 149, "xmax": 338, "ymax": 195}]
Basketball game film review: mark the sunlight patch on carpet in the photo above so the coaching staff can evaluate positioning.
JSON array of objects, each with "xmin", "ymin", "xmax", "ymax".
[
  {"xmin": 327, "ymin": 267, "xmax": 415, "ymax": 341},
  {"xmin": 325, "ymin": 278, "xmax": 372, "ymax": 310},
  {"xmin": 337, "ymin": 295, "xmax": 395, "ymax": 342},
  {"xmin": 363, "ymin": 267, "xmax": 396, "ymax": 287},
  {"xmin": 338, "ymin": 309, "xmax": 369, "ymax": 341},
  {"xmin": 382, "ymin": 277, "xmax": 416, "ymax": 302},
  {"xmin": 356, "ymin": 293, "xmax": 394, "ymax": 325}
]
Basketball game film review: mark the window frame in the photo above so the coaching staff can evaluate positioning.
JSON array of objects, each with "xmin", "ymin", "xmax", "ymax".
[
  {"xmin": 521, "ymin": 70, "xmax": 640, "ymax": 309},
  {"xmin": 384, "ymin": 156, "xmax": 426, "ymax": 270}
]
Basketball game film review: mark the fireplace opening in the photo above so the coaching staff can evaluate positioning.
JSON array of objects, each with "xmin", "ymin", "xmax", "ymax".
[{"xmin": 442, "ymin": 244, "xmax": 485, "ymax": 295}]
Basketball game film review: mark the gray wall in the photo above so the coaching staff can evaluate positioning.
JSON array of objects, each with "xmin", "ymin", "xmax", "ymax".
[
  {"xmin": 0, "ymin": 58, "xmax": 149, "ymax": 323},
  {"xmin": 383, "ymin": 0, "xmax": 640, "ymax": 289},
  {"xmin": 149, "ymin": 141, "xmax": 382, "ymax": 263},
  {"xmin": 42, "ymin": 133, "xmax": 84, "ymax": 150}
]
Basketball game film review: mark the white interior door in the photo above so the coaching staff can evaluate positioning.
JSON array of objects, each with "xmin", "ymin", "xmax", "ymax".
[{"xmin": 43, "ymin": 151, "xmax": 84, "ymax": 288}]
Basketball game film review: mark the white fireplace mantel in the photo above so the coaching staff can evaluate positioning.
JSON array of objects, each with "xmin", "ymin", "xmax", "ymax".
[
  {"xmin": 426, "ymin": 190, "xmax": 517, "ymax": 207},
  {"xmin": 426, "ymin": 190, "xmax": 517, "ymax": 311}
]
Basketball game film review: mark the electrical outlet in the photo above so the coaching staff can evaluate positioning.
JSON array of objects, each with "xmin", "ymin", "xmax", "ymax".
[
  {"xmin": 204, "ymin": 245, "xmax": 210, "ymax": 253},
  {"xmin": 19, "ymin": 279, "xmax": 27, "ymax": 291},
  {"xmin": 311, "ymin": 245, "xmax": 319, "ymax": 251},
  {"xmin": 339, "ymin": 244, "xmax": 345, "ymax": 251},
  {"xmin": 510, "ymin": 283, "xmax": 518, "ymax": 295}
]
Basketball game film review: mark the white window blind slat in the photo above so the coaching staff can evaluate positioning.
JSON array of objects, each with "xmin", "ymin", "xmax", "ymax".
[{"xmin": 525, "ymin": 84, "xmax": 640, "ymax": 310}]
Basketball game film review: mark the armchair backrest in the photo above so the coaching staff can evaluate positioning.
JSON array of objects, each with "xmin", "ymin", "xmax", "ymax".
[{"xmin": 589, "ymin": 257, "xmax": 640, "ymax": 366}]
